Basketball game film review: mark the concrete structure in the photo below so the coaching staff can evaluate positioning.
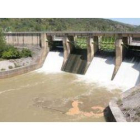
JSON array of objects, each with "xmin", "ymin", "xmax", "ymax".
[
  {"xmin": 109, "ymin": 98, "xmax": 127, "ymax": 122},
  {"xmin": 87, "ymin": 36, "xmax": 99, "ymax": 65},
  {"xmin": 3, "ymin": 31, "xmax": 140, "ymax": 78},
  {"xmin": 111, "ymin": 37, "xmax": 123, "ymax": 80},
  {"xmin": 5, "ymin": 33, "xmax": 41, "ymax": 47},
  {"xmin": 62, "ymin": 36, "xmax": 75, "ymax": 67},
  {"xmin": 0, "ymin": 33, "xmax": 49, "ymax": 79}
]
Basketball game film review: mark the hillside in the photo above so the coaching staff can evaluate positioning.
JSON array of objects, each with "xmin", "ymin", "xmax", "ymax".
[{"xmin": 0, "ymin": 18, "xmax": 137, "ymax": 32}]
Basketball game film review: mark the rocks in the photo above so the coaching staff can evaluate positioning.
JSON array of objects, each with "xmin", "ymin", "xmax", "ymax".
[{"xmin": 118, "ymin": 85, "xmax": 140, "ymax": 122}]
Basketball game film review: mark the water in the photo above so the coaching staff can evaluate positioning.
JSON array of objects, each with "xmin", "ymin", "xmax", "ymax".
[
  {"xmin": 113, "ymin": 57, "xmax": 140, "ymax": 89},
  {"xmin": 0, "ymin": 51, "xmax": 121, "ymax": 122},
  {"xmin": 0, "ymin": 72, "xmax": 122, "ymax": 122},
  {"xmin": 85, "ymin": 56, "xmax": 115, "ymax": 83},
  {"xmin": 0, "ymin": 51, "xmax": 140, "ymax": 121},
  {"xmin": 78, "ymin": 55, "xmax": 140, "ymax": 91},
  {"xmin": 37, "ymin": 51, "xmax": 64, "ymax": 73}
]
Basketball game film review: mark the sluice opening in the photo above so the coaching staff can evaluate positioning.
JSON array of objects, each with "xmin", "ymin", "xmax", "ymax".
[
  {"xmin": 62, "ymin": 36, "xmax": 88, "ymax": 74},
  {"xmin": 37, "ymin": 36, "xmax": 64, "ymax": 73},
  {"xmin": 50, "ymin": 36, "xmax": 64, "ymax": 52},
  {"xmin": 95, "ymin": 36, "xmax": 115, "ymax": 63},
  {"xmin": 113, "ymin": 42, "xmax": 140, "ymax": 87},
  {"xmin": 85, "ymin": 36, "xmax": 116, "ymax": 82}
]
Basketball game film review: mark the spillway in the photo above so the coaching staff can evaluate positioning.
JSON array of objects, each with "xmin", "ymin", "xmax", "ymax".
[
  {"xmin": 36, "ymin": 49, "xmax": 140, "ymax": 90},
  {"xmin": 113, "ymin": 57, "xmax": 140, "ymax": 89},
  {"xmin": 78, "ymin": 53, "xmax": 140, "ymax": 90},
  {"xmin": 85, "ymin": 56, "xmax": 115, "ymax": 82},
  {"xmin": 62, "ymin": 49, "xmax": 87, "ymax": 74},
  {"xmin": 37, "ymin": 51, "xmax": 64, "ymax": 73},
  {"xmin": 77, "ymin": 55, "xmax": 116, "ymax": 90}
]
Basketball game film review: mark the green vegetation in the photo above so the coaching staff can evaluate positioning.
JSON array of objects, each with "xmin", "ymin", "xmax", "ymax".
[
  {"xmin": 1, "ymin": 68, "xmax": 5, "ymax": 71},
  {"xmin": 20, "ymin": 48, "xmax": 32, "ymax": 57},
  {"xmin": 73, "ymin": 36, "xmax": 116, "ymax": 51},
  {"xmin": 0, "ymin": 18, "xmax": 137, "ymax": 32},
  {"xmin": 1, "ymin": 46, "xmax": 32, "ymax": 59},
  {"xmin": 0, "ymin": 29, "xmax": 32, "ymax": 59},
  {"xmin": 2, "ymin": 46, "xmax": 21, "ymax": 59},
  {"xmin": 100, "ymin": 37, "xmax": 115, "ymax": 51},
  {"xmin": 0, "ymin": 18, "xmax": 137, "ymax": 53},
  {"xmin": 75, "ymin": 37, "xmax": 87, "ymax": 49},
  {"xmin": 0, "ymin": 29, "xmax": 6, "ymax": 57},
  {"xmin": 8, "ymin": 66, "xmax": 13, "ymax": 69}
]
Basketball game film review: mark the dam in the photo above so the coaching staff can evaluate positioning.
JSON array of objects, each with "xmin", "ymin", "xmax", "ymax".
[{"xmin": 0, "ymin": 31, "xmax": 140, "ymax": 121}]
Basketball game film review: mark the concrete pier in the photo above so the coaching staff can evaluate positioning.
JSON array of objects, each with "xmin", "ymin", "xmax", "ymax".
[
  {"xmin": 87, "ymin": 36, "xmax": 99, "ymax": 64},
  {"xmin": 62, "ymin": 36, "xmax": 75, "ymax": 67},
  {"xmin": 111, "ymin": 37, "xmax": 123, "ymax": 80}
]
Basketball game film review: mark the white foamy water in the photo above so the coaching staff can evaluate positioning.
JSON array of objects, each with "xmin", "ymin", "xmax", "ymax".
[
  {"xmin": 77, "ymin": 56, "xmax": 140, "ymax": 91},
  {"xmin": 86, "ymin": 56, "xmax": 115, "ymax": 82},
  {"xmin": 36, "ymin": 50, "xmax": 140, "ymax": 91},
  {"xmin": 36, "ymin": 51, "xmax": 64, "ymax": 73},
  {"xmin": 113, "ymin": 58, "xmax": 140, "ymax": 89},
  {"xmin": 76, "ymin": 56, "xmax": 117, "ymax": 90}
]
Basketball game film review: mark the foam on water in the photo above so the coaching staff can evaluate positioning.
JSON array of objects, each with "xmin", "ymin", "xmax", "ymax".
[
  {"xmin": 77, "ymin": 56, "xmax": 140, "ymax": 91},
  {"xmin": 36, "ymin": 51, "xmax": 64, "ymax": 73},
  {"xmin": 86, "ymin": 56, "xmax": 115, "ymax": 82},
  {"xmin": 113, "ymin": 58, "xmax": 140, "ymax": 89},
  {"xmin": 36, "ymin": 50, "xmax": 140, "ymax": 91},
  {"xmin": 76, "ymin": 56, "xmax": 118, "ymax": 90}
]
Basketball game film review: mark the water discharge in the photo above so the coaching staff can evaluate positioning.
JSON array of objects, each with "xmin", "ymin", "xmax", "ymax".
[
  {"xmin": 37, "ymin": 51, "xmax": 64, "ymax": 73},
  {"xmin": 84, "ymin": 56, "xmax": 115, "ymax": 86},
  {"xmin": 78, "ymin": 55, "xmax": 140, "ymax": 91},
  {"xmin": 113, "ymin": 58, "xmax": 140, "ymax": 88},
  {"xmin": 0, "ymin": 51, "xmax": 140, "ymax": 121}
]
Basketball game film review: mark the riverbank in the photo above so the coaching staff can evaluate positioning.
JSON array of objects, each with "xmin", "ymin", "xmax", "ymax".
[
  {"xmin": 0, "ymin": 46, "xmax": 41, "ymax": 72},
  {"xmin": 107, "ymin": 84, "xmax": 140, "ymax": 122}
]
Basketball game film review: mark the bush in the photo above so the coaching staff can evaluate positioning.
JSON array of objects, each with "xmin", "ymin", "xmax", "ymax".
[
  {"xmin": 8, "ymin": 66, "xmax": 13, "ymax": 69},
  {"xmin": 0, "ymin": 29, "xmax": 6, "ymax": 57},
  {"xmin": 2, "ymin": 46, "xmax": 21, "ymax": 59},
  {"xmin": 1, "ymin": 68, "xmax": 5, "ymax": 71},
  {"xmin": 20, "ymin": 48, "xmax": 32, "ymax": 57}
]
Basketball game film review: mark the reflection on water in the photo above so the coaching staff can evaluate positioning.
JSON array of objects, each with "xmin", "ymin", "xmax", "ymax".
[{"xmin": 0, "ymin": 72, "xmax": 121, "ymax": 122}]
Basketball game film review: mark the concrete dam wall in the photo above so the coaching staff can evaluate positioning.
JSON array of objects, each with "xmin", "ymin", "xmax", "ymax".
[
  {"xmin": 5, "ymin": 33, "xmax": 40, "ymax": 47},
  {"xmin": 1, "ymin": 32, "xmax": 140, "ymax": 90}
]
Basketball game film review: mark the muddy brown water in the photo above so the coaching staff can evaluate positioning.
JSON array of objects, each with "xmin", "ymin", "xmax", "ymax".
[{"xmin": 0, "ymin": 72, "xmax": 122, "ymax": 122}]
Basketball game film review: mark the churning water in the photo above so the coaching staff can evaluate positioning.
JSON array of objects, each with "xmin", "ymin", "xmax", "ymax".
[
  {"xmin": 37, "ymin": 51, "xmax": 64, "ymax": 73},
  {"xmin": 0, "ymin": 50, "xmax": 140, "ymax": 121},
  {"xmin": 36, "ymin": 51, "xmax": 140, "ymax": 90},
  {"xmin": 78, "ymin": 55, "xmax": 140, "ymax": 91},
  {"xmin": 113, "ymin": 57, "xmax": 140, "ymax": 89},
  {"xmin": 0, "ymin": 51, "xmax": 122, "ymax": 122},
  {"xmin": 85, "ymin": 56, "xmax": 115, "ymax": 83}
]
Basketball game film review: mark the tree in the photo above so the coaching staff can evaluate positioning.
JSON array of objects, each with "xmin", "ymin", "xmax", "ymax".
[{"xmin": 0, "ymin": 29, "xmax": 6, "ymax": 57}]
